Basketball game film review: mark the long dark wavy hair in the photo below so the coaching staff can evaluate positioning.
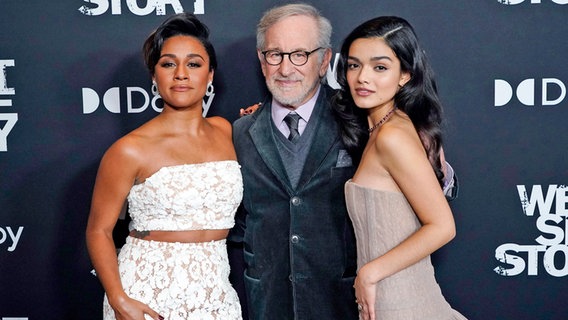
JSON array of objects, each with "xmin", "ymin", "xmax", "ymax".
[{"xmin": 332, "ymin": 16, "xmax": 445, "ymax": 186}]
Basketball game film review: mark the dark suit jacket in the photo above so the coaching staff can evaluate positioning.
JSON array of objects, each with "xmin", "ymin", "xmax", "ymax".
[{"xmin": 231, "ymin": 85, "xmax": 359, "ymax": 320}]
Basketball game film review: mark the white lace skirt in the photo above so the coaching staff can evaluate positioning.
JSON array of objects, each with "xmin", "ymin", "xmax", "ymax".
[{"xmin": 103, "ymin": 236, "xmax": 242, "ymax": 320}]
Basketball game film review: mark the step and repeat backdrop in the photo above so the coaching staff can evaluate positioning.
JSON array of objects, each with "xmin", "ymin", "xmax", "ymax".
[{"xmin": 1, "ymin": 1, "xmax": 567, "ymax": 319}]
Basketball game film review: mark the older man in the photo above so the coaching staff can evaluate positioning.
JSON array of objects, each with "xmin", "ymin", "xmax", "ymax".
[{"xmin": 231, "ymin": 4, "xmax": 359, "ymax": 319}]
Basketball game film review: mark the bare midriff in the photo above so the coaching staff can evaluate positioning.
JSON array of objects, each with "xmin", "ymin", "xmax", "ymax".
[{"xmin": 128, "ymin": 229, "xmax": 229, "ymax": 243}]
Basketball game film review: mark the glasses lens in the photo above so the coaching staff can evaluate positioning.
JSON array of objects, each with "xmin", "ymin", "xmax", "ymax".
[
  {"xmin": 290, "ymin": 52, "xmax": 308, "ymax": 66},
  {"xmin": 265, "ymin": 51, "xmax": 282, "ymax": 65}
]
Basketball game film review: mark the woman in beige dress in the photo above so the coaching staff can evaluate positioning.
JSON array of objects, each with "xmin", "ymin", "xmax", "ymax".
[{"xmin": 333, "ymin": 16, "xmax": 467, "ymax": 320}]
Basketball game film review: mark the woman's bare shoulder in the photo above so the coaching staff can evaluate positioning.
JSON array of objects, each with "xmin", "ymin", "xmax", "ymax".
[
  {"xmin": 101, "ymin": 127, "xmax": 152, "ymax": 168},
  {"xmin": 206, "ymin": 116, "xmax": 232, "ymax": 137},
  {"xmin": 374, "ymin": 117, "xmax": 420, "ymax": 155}
]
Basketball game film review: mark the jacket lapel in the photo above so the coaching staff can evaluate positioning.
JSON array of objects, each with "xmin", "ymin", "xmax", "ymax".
[
  {"xmin": 296, "ymin": 87, "xmax": 339, "ymax": 189},
  {"xmin": 248, "ymin": 101, "xmax": 294, "ymax": 191}
]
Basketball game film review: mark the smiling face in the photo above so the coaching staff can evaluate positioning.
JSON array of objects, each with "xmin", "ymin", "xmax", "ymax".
[
  {"xmin": 153, "ymin": 35, "xmax": 213, "ymax": 110},
  {"xmin": 258, "ymin": 15, "xmax": 331, "ymax": 108},
  {"xmin": 346, "ymin": 37, "xmax": 410, "ymax": 112}
]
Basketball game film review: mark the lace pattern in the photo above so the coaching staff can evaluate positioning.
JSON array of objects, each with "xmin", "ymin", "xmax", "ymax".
[
  {"xmin": 103, "ymin": 237, "xmax": 242, "ymax": 319},
  {"xmin": 128, "ymin": 160, "xmax": 243, "ymax": 231}
]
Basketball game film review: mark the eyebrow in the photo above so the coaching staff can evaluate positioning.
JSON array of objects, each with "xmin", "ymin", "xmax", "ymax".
[
  {"xmin": 159, "ymin": 53, "xmax": 206, "ymax": 60},
  {"xmin": 265, "ymin": 47, "xmax": 308, "ymax": 52},
  {"xmin": 347, "ymin": 55, "xmax": 393, "ymax": 63}
]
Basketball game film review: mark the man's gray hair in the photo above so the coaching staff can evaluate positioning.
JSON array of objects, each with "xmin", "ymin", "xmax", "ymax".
[{"xmin": 256, "ymin": 3, "xmax": 332, "ymax": 51}]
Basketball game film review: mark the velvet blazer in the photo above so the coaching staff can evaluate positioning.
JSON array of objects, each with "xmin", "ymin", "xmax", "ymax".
[{"xmin": 231, "ymin": 85, "xmax": 359, "ymax": 320}]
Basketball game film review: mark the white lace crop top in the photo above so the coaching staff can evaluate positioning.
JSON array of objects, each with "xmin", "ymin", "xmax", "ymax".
[{"xmin": 127, "ymin": 160, "xmax": 243, "ymax": 231}]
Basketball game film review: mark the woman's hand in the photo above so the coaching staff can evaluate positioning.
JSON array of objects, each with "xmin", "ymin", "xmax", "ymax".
[
  {"xmin": 354, "ymin": 264, "xmax": 377, "ymax": 320},
  {"xmin": 239, "ymin": 103, "xmax": 261, "ymax": 117},
  {"xmin": 111, "ymin": 295, "xmax": 164, "ymax": 320}
]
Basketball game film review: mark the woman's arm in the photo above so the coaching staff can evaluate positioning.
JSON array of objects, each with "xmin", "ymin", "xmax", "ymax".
[
  {"xmin": 86, "ymin": 138, "xmax": 163, "ymax": 320},
  {"xmin": 364, "ymin": 125, "xmax": 455, "ymax": 280}
]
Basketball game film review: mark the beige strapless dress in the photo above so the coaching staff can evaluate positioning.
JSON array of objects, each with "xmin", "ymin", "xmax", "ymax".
[{"xmin": 345, "ymin": 180, "xmax": 467, "ymax": 320}]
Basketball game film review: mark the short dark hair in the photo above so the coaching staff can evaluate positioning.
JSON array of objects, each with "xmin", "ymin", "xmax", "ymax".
[{"xmin": 143, "ymin": 12, "xmax": 217, "ymax": 75}]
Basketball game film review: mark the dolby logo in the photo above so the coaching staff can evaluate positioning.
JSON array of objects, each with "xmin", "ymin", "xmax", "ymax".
[
  {"xmin": 494, "ymin": 78, "xmax": 566, "ymax": 107},
  {"xmin": 82, "ymin": 86, "xmax": 215, "ymax": 115},
  {"xmin": 82, "ymin": 87, "xmax": 162, "ymax": 114}
]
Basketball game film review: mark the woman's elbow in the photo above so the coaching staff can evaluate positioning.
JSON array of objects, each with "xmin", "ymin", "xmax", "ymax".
[{"xmin": 443, "ymin": 222, "xmax": 456, "ymax": 244}]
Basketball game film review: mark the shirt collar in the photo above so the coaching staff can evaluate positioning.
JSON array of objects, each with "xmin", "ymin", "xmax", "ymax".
[{"xmin": 272, "ymin": 85, "xmax": 321, "ymax": 125}]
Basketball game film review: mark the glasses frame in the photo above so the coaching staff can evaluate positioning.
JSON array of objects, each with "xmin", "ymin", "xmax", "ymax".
[{"xmin": 261, "ymin": 47, "xmax": 324, "ymax": 66}]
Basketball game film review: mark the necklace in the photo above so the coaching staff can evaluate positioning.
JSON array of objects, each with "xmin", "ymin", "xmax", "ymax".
[{"xmin": 368, "ymin": 108, "xmax": 396, "ymax": 134}]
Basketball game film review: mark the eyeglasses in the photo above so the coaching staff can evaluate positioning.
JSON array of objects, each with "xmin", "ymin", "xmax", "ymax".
[{"xmin": 261, "ymin": 47, "xmax": 323, "ymax": 66}]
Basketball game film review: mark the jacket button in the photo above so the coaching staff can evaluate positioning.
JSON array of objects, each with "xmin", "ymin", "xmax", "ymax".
[
  {"xmin": 291, "ymin": 197, "xmax": 301, "ymax": 206},
  {"xmin": 290, "ymin": 235, "xmax": 300, "ymax": 243}
]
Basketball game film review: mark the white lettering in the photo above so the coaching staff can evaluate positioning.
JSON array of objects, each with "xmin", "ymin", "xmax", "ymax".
[
  {"xmin": 516, "ymin": 184, "xmax": 556, "ymax": 216},
  {"xmin": 154, "ymin": 0, "xmax": 184, "ymax": 15},
  {"xmin": 516, "ymin": 78, "xmax": 535, "ymax": 106},
  {"xmin": 494, "ymin": 243, "xmax": 549, "ymax": 276},
  {"xmin": 83, "ymin": 87, "xmax": 164, "ymax": 114},
  {"xmin": 79, "ymin": 0, "xmax": 201, "ymax": 16},
  {"xmin": 543, "ymin": 245, "xmax": 568, "ymax": 276},
  {"xmin": 326, "ymin": 53, "xmax": 340, "ymax": 90},
  {"xmin": 494, "ymin": 79, "xmax": 513, "ymax": 107},
  {"xmin": 126, "ymin": 0, "xmax": 155, "ymax": 16},
  {"xmin": 0, "ymin": 60, "xmax": 15, "ymax": 95},
  {"xmin": 0, "ymin": 60, "xmax": 15, "ymax": 107},
  {"xmin": 0, "ymin": 226, "xmax": 24, "ymax": 252},
  {"xmin": 497, "ymin": 185, "xmax": 568, "ymax": 277},
  {"xmin": 127, "ymin": 87, "xmax": 150, "ymax": 113},
  {"xmin": 499, "ymin": 0, "xmax": 568, "ymax": 4},
  {"xmin": 111, "ymin": 0, "xmax": 121, "ymax": 14},
  {"xmin": 151, "ymin": 95, "xmax": 163, "ymax": 112},
  {"xmin": 82, "ymin": 88, "xmax": 100, "ymax": 114},
  {"xmin": 193, "ymin": 0, "xmax": 204, "ymax": 14},
  {"xmin": 542, "ymin": 78, "xmax": 566, "ymax": 106},
  {"xmin": 556, "ymin": 185, "xmax": 568, "ymax": 215},
  {"xmin": 494, "ymin": 243, "xmax": 530, "ymax": 276},
  {"xmin": 0, "ymin": 60, "xmax": 17, "ymax": 151},
  {"xmin": 0, "ymin": 114, "xmax": 18, "ymax": 152},
  {"xmin": 495, "ymin": 78, "xmax": 568, "ymax": 107},
  {"xmin": 78, "ymin": 0, "xmax": 109, "ymax": 16},
  {"xmin": 535, "ymin": 213, "xmax": 564, "ymax": 245},
  {"xmin": 103, "ymin": 87, "xmax": 121, "ymax": 113},
  {"xmin": 83, "ymin": 87, "xmax": 216, "ymax": 114}
]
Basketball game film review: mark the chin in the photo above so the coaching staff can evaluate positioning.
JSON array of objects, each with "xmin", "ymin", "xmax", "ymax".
[
  {"xmin": 274, "ymin": 92, "xmax": 304, "ymax": 106},
  {"xmin": 353, "ymin": 100, "xmax": 373, "ymax": 110}
]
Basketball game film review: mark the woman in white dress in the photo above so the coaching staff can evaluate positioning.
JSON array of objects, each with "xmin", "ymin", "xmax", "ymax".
[{"xmin": 86, "ymin": 13, "xmax": 242, "ymax": 320}]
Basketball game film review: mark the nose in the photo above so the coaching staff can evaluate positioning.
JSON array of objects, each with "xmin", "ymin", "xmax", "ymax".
[
  {"xmin": 174, "ymin": 65, "xmax": 188, "ymax": 80},
  {"xmin": 357, "ymin": 66, "xmax": 370, "ymax": 84},
  {"xmin": 278, "ymin": 56, "xmax": 295, "ymax": 76}
]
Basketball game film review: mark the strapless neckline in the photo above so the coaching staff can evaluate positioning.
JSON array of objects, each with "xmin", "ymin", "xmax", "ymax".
[
  {"xmin": 345, "ymin": 179, "xmax": 404, "ymax": 196},
  {"xmin": 135, "ymin": 160, "xmax": 239, "ymax": 187}
]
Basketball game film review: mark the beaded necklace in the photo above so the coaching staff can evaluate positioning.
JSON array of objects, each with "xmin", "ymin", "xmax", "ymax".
[{"xmin": 368, "ymin": 108, "xmax": 396, "ymax": 134}]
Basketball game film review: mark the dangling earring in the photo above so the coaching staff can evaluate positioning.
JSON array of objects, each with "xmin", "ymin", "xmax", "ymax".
[
  {"xmin": 151, "ymin": 81, "xmax": 159, "ymax": 96},
  {"xmin": 205, "ymin": 81, "xmax": 214, "ymax": 97}
]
